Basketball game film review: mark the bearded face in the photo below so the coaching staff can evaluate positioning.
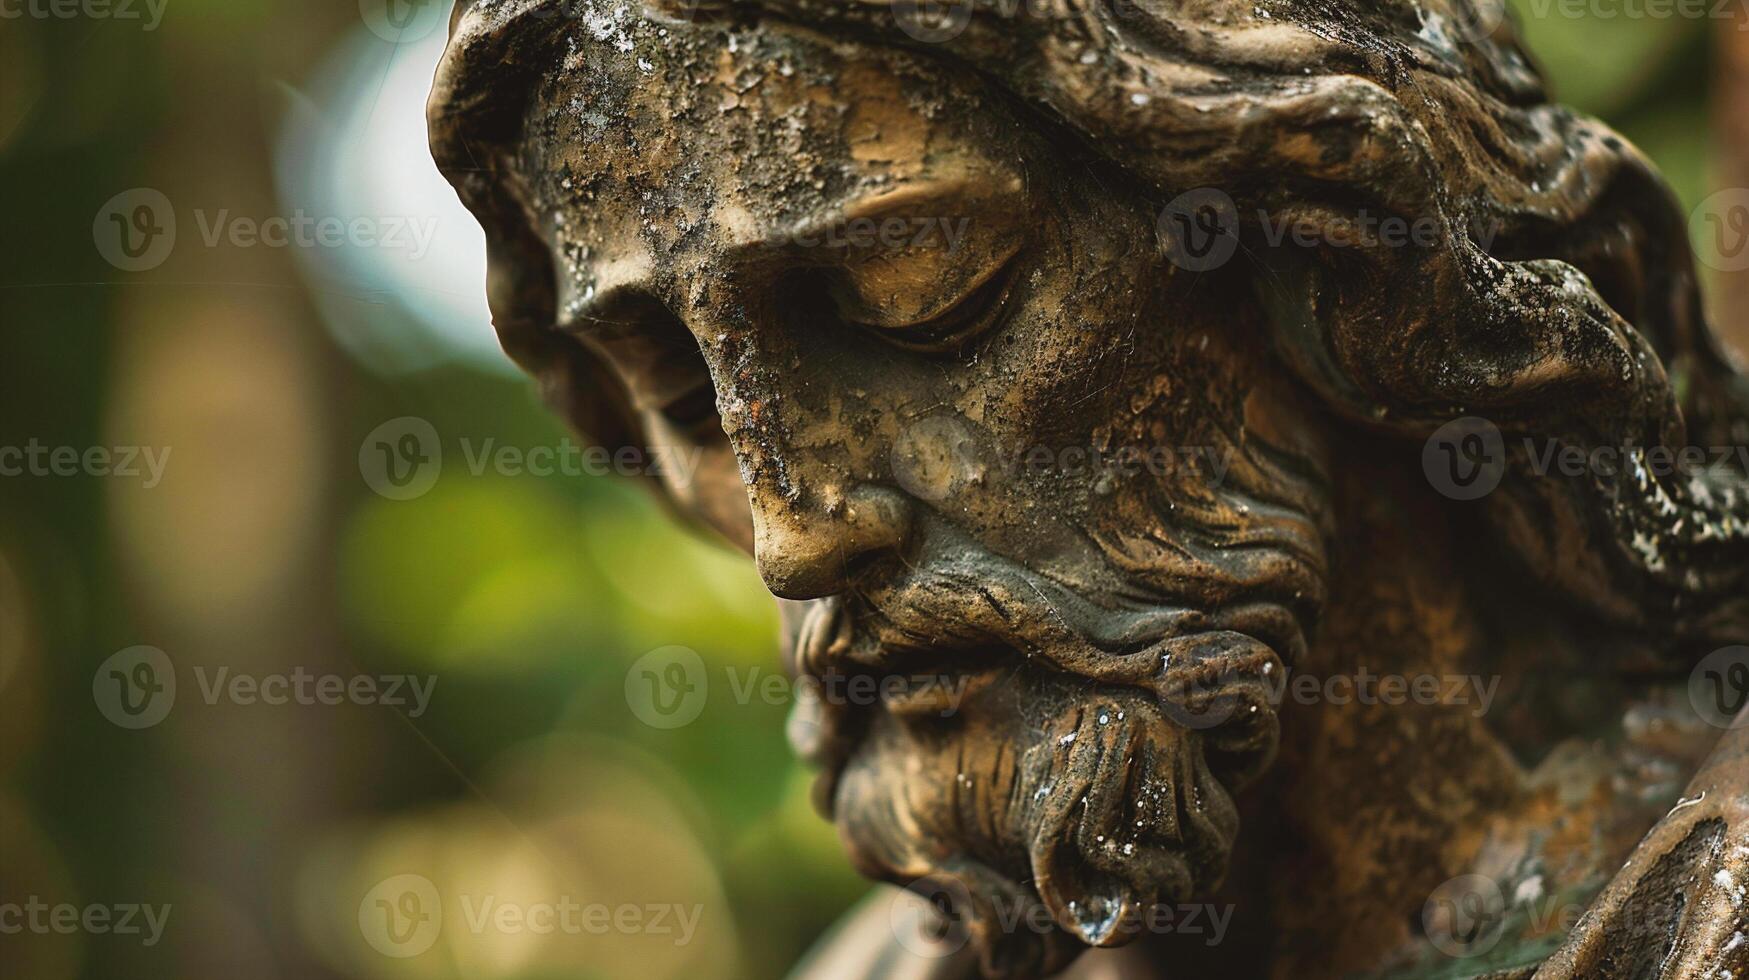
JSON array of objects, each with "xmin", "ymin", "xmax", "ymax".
[
  {"xmin": 430, "ymin": 0, "xmax": 1749, "ymax": 975},
  {"xmin": 489, "ymin": 14, "xmax": 1331, "ymax": 973}
]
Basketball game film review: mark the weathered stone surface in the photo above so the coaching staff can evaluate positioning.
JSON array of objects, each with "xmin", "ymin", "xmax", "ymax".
[{"xmin": 431, "ymin": 2, "xmax": 1749, "ymax": 976}]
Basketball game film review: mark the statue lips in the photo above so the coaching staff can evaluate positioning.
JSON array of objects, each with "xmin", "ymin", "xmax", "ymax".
[
  {"xmin": 780, "ymin": 510, "xmax": 1307, "ymax": 783},
  {"xmin": 795, "ymin": 545, "xmax": 1306, "ymax": 736},
  {"xmin": 763, "ymin": 482, "xmax": 1316, "ymax": 967},
  {"xmin": 791, "ymin": 582, "xmax": 1295, "ymax": 685}
]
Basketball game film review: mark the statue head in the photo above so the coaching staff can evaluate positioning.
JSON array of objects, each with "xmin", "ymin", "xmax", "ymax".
[{"xmin": 431, "ymin": 1, "xmax": 1749, "ymax": 973}]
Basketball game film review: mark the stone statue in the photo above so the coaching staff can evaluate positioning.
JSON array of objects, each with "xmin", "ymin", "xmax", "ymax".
[{"xmin": 430, "ymin": 1, "xmax": 1749, "ymax": 976}]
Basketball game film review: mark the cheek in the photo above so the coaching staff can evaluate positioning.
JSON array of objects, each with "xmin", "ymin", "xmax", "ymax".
[
  {"xmin": 929, "ymin": 273, "xmax": 1162, "ymax": 506},
  {"xmin": 977, "ymin": 214, "xmax": 1160, "ymax": 436}
]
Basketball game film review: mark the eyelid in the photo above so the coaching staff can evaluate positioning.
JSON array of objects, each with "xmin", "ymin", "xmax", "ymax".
[
  {"xmin": 850, "ymin": 242, "xmax": 1023, "ymax": 330},
  {"xmin": 838, "ymin": 248, "xmax": 1022, "ymax": 354}
]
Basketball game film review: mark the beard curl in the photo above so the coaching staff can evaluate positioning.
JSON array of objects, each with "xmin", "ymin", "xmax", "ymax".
[
  {"xmin": 785, "ymin": 507, "xmax": 1316, "ymax": 753},
  {"xmin": 821, "ymin": 671, "xmax": 1244, "ymax": 978},
  {"xmin": 777, "ymin": 478, "xmax": 1319, "ymax": 974}
]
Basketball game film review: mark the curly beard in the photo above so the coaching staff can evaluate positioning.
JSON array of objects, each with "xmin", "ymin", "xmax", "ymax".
[
  {"xmin": 828, "ymin": 671, "xmax": 1250, "ymax": 976},
  {"xmin": 781, "ymin": 431, "xmax": 1328, "ymax": 977}
]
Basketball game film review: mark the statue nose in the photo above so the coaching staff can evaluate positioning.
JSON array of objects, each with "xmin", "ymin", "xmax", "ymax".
[{"xmin": 751, "ymin": 484, "xmax": 913, "ymax": 600}]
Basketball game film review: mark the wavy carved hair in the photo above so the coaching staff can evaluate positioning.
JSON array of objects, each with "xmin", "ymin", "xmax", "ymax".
[{"xmin": 431, "ymin": 0, "xmax": 1749, "ymax": 652}]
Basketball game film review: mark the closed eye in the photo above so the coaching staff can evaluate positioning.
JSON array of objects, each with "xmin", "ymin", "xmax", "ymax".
[{"xmin": 837, "ymin": 249, "xmax": 1022, "ymax": 355}]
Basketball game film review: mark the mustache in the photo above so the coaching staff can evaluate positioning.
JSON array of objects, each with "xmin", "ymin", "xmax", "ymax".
[
  {"xmin": 773, "ymin": 417, "xmax": 1332, "ymax": 974},
  {"xmin": 809, "ymin": 516, "xmax": 1315, "ymax": 661},
  {"xmin": 784, "ymin": 485, "xmax": 1330, "ymax": 970},
  {"xmin": 789, "ymin": 509, "xmax": 1325, "ymax": 781}
]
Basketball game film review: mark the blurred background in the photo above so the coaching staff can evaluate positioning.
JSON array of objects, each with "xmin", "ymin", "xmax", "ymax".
[{"xmin": 1, "ymin": 3, "xmax": 1747, "ymax": 978}]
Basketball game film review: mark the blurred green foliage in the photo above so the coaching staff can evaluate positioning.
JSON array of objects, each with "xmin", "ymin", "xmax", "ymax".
[{"xmin": 1512, "ymin": 0, "xmax": 1713, "ymax": 208}]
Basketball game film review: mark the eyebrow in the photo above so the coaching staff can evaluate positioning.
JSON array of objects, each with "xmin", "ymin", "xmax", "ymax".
[
  {"xmin": 720, "ymin": 174, "xmax": 1019, "ymax": 266},
  {"xmin": 561, "ymin": 175, "xmax": 1025, "ymax": 327}
]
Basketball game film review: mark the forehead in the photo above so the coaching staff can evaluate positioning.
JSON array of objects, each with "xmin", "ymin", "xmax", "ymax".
[{"xmin": 516, "ymin": 16, "xmax": 1031, "ymax": 283}]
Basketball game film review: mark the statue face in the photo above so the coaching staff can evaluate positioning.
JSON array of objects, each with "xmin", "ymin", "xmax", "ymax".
[
  {"xmin": 509, "ymin": 20, "xmax": 1331, "ymax": 966},
  {"xmin": 436, "ymin": 2, "xmax": 1749, "ymax": 975}
]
